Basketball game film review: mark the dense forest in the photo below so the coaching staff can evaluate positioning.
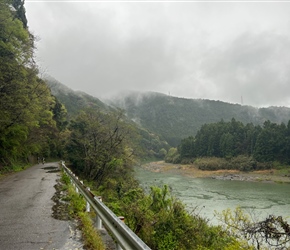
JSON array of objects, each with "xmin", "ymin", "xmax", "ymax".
[
  {"xmin": 166, "ymin": 119, "xmax": 290, "ymax": 170},
  {"xmin": 1, "ymin": 1, "xmax": 290, "ymax": 249},
  {"xmin": 0, "ymin": 0, "xmax": 68, "ymax": 168}
]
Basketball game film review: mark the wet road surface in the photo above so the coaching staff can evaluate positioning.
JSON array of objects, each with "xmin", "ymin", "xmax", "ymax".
[{"xmin": 0, "ymin": 162, "xmax": 71, "ymax": 250}]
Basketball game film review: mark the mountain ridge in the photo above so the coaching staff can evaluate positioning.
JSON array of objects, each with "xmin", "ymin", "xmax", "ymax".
[
  {"xmin": 45, "ymin": 78, "xmax": 290, "ymax": 146},
  {"xmin": 109, "ymin": 91, "xmax": 290, "ymax": 146}
]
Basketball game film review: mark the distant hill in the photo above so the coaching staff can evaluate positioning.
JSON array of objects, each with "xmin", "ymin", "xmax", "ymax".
[
  {"xmin": 45, "ymin": 78, "xmax": 290, "ymax": 147},
  {"xmin": 109, "ymin": 92, "xmax": 290, "ymax": 146},
  {"xmin": 45, "ymin": 76, "xmax": 111, "ymax": 117},
  {"xmin": 45, "ymin": 78, "xmax": 170, "ymax": 159}
]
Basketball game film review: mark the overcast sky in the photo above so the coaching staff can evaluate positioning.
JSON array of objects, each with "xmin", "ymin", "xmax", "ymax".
[{"xmin": 25, "ymin": 0, "xmax": 290, "ymax": 107}]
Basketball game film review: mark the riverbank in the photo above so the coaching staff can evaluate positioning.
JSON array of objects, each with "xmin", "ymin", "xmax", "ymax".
[{"xmin": 140, "ymin": 161, "xmax": 290, "ymax": 183}]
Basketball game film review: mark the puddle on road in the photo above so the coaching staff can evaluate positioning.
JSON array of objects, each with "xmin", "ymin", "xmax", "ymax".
[
  {"xmin": 52, "ymin": 180, "xmax": 85, "ymax": 250},
  {"xmin": 52, "ymin": 180, "xmax": 70, "ymax": 221},
  {"xmin": 42, "ymin": 166, "xmax": 60, "ymax": 173}
]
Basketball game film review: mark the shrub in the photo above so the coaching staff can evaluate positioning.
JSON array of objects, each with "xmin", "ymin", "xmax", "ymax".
[
  {"xmin": 229, "ymin": 155, "xmax": 257, "ymax": 171},
  {"xmin": 195, "ymin": 157, "xmax": 228, "ymax": 171}
]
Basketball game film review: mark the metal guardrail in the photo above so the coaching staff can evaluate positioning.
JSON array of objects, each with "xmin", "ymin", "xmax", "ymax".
[{"xmin": 61, "ymin": 161, "xmax": 151, "ymax": 250}]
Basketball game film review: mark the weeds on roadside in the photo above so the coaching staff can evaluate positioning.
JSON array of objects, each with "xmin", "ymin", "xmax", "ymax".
[{"xmin": 61, "ymin": 172, "xmax": 105, "ymax": 250}]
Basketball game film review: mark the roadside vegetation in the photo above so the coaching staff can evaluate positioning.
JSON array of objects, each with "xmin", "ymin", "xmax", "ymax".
[
  {"xmin": 0, "ymin": 0, "xmax": 68, "ymax": 172},
  {"xmin": 103, "ymin": 184, "xmax": 251, "ymax": 250},
  {"xmin": 61, "ymin": 173, "xmax": 105, "ymax": 250},
  {"xmin": 0, "ymin": 162, "xmax": 30, "ymax": 177}
]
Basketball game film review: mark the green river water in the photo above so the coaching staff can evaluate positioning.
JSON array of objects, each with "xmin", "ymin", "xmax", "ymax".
[{"xmin": 135, "ymin": 167, "xmax": 290, "ymax": 225}]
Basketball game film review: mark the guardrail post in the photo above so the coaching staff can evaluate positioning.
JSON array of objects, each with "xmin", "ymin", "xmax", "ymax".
[
  {"xmin": 94, "ymin": 196, "xmax": 103, "ymax": 229},
  {"xmin": 86, "ymin": 187, "xmax": 91, "ymax": 212},
  {"xmin": 96, "ymin": 215, "xmax": 102, "ymax": 229},
  {"xmin": 116, "ymin": 217, "xmax": 125, "ymax": 250},
  {"xmin": 75, "ymin": 177, "xmax": 79, "ymax": 193}
]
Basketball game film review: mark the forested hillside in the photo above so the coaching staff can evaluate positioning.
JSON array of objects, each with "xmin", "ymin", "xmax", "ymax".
[
  {"xmin": 46, "ymin": 78, "xmax": 170, "ymax": 161},
  {"xmin": 110, "ymin": 92, "xmax": 290, "ymax": 146},
  {"xmin": 0, "ymin": 0, "xmax": 67, "ymax": 168},
  {"xmin": 45, "ymin": 76, "xmax": 111, "ymax": 117}
]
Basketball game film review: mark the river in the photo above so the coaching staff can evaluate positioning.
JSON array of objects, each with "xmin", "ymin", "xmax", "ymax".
[{"xmin": 135, "ymin": 167, "xmax": 290, "ymax": 225}]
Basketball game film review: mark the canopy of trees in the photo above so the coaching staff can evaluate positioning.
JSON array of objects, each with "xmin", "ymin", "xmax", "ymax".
[
  {"xmin": 0, "ymin": 0, "xmax": 66, "ymax": 168},
  {"xmin": 174, "ymin": 119, "xmax": 290, "ymax": 166},
  {"xmin": 65, "ymin": 108, "xmax": 138, "ymax": 187}
]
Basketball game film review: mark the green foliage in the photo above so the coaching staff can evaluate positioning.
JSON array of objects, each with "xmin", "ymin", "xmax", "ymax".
[
  {"xmin": 12, "ymin": 0, "xmax": 28, "ymax": 28},
  {"xmin": 65, "ymin": 177, "xmax": 105, "ymax": 250},
  {"xmin": 158, "ymin": 148, "xmax": 167, "ymax": 159},
  {"xmin": 61, "ymin": 172, "xmax": 71, "ymax": 185},
  {"xmin": 45, "ymin": 76, "xmax": 109, "ymax": 117},
  {"xmin": 78, "ymin": 212, "xmax": 105, "ymax": 250},
  {"xmin": 47, "ymin": 78, "xmax": 170, "ymax": 161},
  {"xmin": 136, "ymin": 127, "xmax": 170, "ymax": 160},
  {"xmin": 174, "ymin": 119, "xmax": 290, "ymax": 168},
  {"xmin": 165, "ymin": 147, "xmax": 180, "ymax": 163},
  {"xmin": 66, "ymin": 108, "xmax": 136, "ymax": 187},
  {"xmin": 102, "ymin": 184, "xmax": 240, "ymax": 250},
  {"xmin": 179, "ymin": 136, "xmax": 196, "ymax": 160},
  {"xmin": 0, "ymin": 0, "xmax": 64, "ymax": 168},
  {"xmin": 195, "ymin": 157, "xmax": 229, "ymax": 171},
  {"xmin": 51, "ymin": 97, "xmax": 68, "ymax": 131}
]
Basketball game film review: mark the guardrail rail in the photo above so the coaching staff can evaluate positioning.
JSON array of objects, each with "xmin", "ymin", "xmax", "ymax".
[{"xmin": 61, "ymin": 161, "xmax": 151, "ymax": 250}]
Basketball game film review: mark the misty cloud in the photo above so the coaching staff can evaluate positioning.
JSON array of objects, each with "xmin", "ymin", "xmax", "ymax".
[
  {"xmin": 198, "ymin": 31, "xmax": 290, "ymax": 106},
  {"xmin": 25, "ymin": 1, "xmax": 290, "ymax": 107}
]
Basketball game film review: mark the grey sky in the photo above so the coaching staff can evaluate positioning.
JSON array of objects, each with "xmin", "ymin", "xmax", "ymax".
[{"xmin": 25, "ymin": 1, "xmax": 290, "ymax": 107}]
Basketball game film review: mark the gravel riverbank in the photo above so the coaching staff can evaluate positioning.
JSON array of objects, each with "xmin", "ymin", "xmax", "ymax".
[{"xmin": 140, "ymin": 161, "xmax": 290, "ymax": 184}]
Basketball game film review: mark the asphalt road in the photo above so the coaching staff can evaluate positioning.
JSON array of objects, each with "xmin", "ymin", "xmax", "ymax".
[{"xmin": 0, "ymin": 162, "xmax": 70, "ymax": 250}]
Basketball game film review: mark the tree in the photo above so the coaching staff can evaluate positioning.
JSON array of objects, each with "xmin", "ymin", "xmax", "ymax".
[
  {"xmin": 217, "ymin": 207, "xmax": 290, "ymax": 250},
  {"xmin": 285, "ymin": 121, "xmax": 290, "ymax": 163},
  {"xmin": 219, "ymin": 132, "xmax": 235, "ymax": 158},
  {"xmin": 165, "ymin": 147, "xmax": 180, "ymax": 163},
  {"xmin": 179, "ymin": 136, "xmax": 195, "ymax": 160},
  {"xmin": 12, "ymin": 0, "xmax": 28, "ymax": 28},
  {"xmin": 66, "ymin": 108, "xmax": 135, "ymax": 187},
  {"xmin": 253, "ymin": 121, "xmax": 287, "ymax": 162},
  {"xmin": 0, "ymin": 0, "xmax": 58, "ymax": 166}
]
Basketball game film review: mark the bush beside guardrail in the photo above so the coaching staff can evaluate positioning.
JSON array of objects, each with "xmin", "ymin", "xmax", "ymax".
[{"xmin": 61, "ymin": 161, "xmax": 151, "ymax": 250}]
